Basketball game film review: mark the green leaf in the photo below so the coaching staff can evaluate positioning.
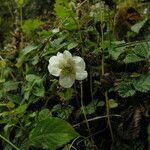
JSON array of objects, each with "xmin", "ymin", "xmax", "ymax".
[
  {"xmin": 0, "ymin": 60, "xmax": 6, "ymax": 68},
  {"xmin": 25, "ymin": 74, "xmax": 45, "ymax": 97},
  {"xmin": 108, "ymin": 46, "xmax": 125, "ymax": 60},
  {"xmin": 67, "ymin": 42, "xmax": 78, "ymax": 50},
  {"xmin": 3, "ymin": 81, "xmax": 18, "ymax": 92},
  {"xmin": 63, "ymin": 18, "xmax": 78, "ymax": 30},
  {"xmin": 22, "ymin": 19, "xmax": 43, "ymax": 34},
  {"xmin": 51, "ymin": 104, "xmax": 73, "ymax": 120},
  {"xmin": 124, "ymin": 53, "xmax": 144, "ymax": 64},
  {"xmin": 25, "ymin": 74, "xmax": 41, "ymax": 83},
  {"xmin": 38, "ymin": 109, "xmax": 52, "ymax": 121},
  {"xmin": 20, "ymin": 45, "xmax": 38, "ymax": 56},
  {"xmin": 131, "ymin": 18, "xmax": 148, "ymax": 34},
  {"xmin": 14, "ymin": 104, "xmax": 27, "ymax": 115},
  {"xmin": 117, "ymin": 82, "xmax": 136, "ymax": 98},
  {"xmin": 133, "ymin": 74, "xmax": 150, "ymax": 92},
  {"xmin": 124, "ymin": 41, "xmax": 150, "ymax": 64},
  {"xmin": 109, "ymin": 99, "xmax": 118, "ymax": 109},
  {"xmin": 16, "ymin": 45, "xmax": 38, "ymax": 68},
  {"xmin": 58, "ymin": 88, "xmax": 74, "ymax": 101},
  {"xmin": 16, "ymin": 0, "xmax": 24, "ymax": 7},
  {"xmin": 134, "ymin": 41, "xmax": 150, "ymax": 59},
  {"xmin": 6, "ymin": 101, "xmax": 15, "ymax": 108},
  {"xmin": 85, "ymin": 99, "xmax": 105, "ymax": 115},
  {"xmin": 54, "ymin": 0, "xmax": 74, "ymax": 19},
  {"xmin": 31, "ymin": 55, "xmax": 39, "ymax": 65},
  {"xmin": 33, "ymin": 85, "xmax": 45, "ymax": 97},
  {"xmin": 29, "ymin": 118, "xmax": 79, "ymax": 150}
]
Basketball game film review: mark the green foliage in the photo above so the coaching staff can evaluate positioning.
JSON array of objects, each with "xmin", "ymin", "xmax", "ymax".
[
  {"xmin": 29, "ymin": 118, "xmax": 79, "ymax": 150},
  {"xmin": 22, "ymin": 19, "xmax": 44, "ymax": 36},
  {"xmin": 51, "ymin": 104, "xmax": 73, "ymax": 120},
  {"xmin": 0, "ymin": 1, "xmax": 150, "ymax": 150},
  {"xmin": 117, "ymin": 74, "xmax": 150, "ymax": 97},
  {"xmin": 16, "ymin": 0, "xmax": 25, "ymax": 8},
  {"xmin": 54, "ymin": 0, "xmax": 77, "ymax": 30},
  {"xmin": 38, "ymin": 109, "xmax": 52, "ymax": 121},
  {"xmin": 0, "ymin": 81, "xmax": 18, "ymax": 99},
  {"xmin": 133, "ymin": 74, "xmax": 150, "ymax": 92},
  {"xmin": 84, "ymin": 99, "xmax": 105, "ymax": 115},
  {"xmin": 22, "ymin": 74, "xmax": 45, "ymax": 100},
  {"xmin": 109, "ymin": 99, "xmax": 118, "ymax": 109},
  {"xmin": 54, "ymin": 0, "xmax": 76, "ymax": 19},
  {"xmin": 58, "ymin": 88, "xmax": 74, "ymax": 101},
  {"xmin": 131, "ymin": 18, "xmax": 148, "ymax": 34},
  {"xmin": 16, "ymin": 45, "xmax": 38, "ymax": 68},
  {"xmin": 124, "ymin": 41, "xmax": 150, "ymax": 64},
  {"xmin": 117, "ymin": 81, "xmax": 136, "ymax": 98},
  {"xmin": 108, "ymin": 41, "xmax": 126, "ymax": 60}
]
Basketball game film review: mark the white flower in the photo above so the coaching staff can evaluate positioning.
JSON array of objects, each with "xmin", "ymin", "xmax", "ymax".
[{"xmin": 48, "ymin": 50, "xmax": 88, "ymax": 88}]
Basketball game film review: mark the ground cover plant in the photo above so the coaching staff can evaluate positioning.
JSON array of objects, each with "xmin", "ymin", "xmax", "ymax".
[{"xmin": 0, "ymin": 0, "xmax": 150, "ymax": 150}]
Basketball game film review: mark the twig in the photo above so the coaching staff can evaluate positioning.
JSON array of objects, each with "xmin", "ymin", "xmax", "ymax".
[{"xmin": 73, "ymin": 114, "xmax": 121, "ymax": 127}]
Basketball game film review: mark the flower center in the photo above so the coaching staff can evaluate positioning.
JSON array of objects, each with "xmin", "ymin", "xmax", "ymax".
[{"xmin": 60, "ymin": 59, "xmax": 75, "ymax": 76}]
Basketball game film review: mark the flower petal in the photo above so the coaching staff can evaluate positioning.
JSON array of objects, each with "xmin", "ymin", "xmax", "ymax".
[
  {"xmin": 59, "ymin": 74, "xmax": 75, "ymax": 88},
  {"xmin": 63, "ymin": 50, "xmax": 72, "ymax": 60},
  {"xmin": 48, "ymin": 56, "xmax": 61, "ymax": 76},
  {"xmin": 57, "ymin": 52, "xmax": 65, "ymax": 64},
  {"xmin": 73, "ymin": 56, "xmax": 85, "ymax": 72},
  {"xmin": 76, "ymin": 71, "xmax": 88, "ymax": 80},
  {"xmin": 48, "ymin": 65, "xmax": 61, "ymax": 76}
]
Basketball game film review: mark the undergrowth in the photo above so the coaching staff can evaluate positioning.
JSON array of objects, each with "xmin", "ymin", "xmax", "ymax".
[{"xmin": 0, "ymin": 0, "xmax": 150, "ymax": 150}]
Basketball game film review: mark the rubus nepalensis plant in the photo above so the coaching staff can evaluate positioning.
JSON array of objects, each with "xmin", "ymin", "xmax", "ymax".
[{"xmin": 0, "ymin": 0, "xmax": 150, "ymax": 150}]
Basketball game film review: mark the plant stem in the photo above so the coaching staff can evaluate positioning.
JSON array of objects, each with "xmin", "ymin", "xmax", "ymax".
[
  {"xmin": 100, "ymin": 4, "xmax": 114, "ymax": 141},
  {"xmin": 0, "ymin": 134, "xmax": 20, "ymax": 150},
  {"xmin": 101, "ymin": 50, "xmax": 114, "ymax": 141},
  {"xmin": 80, "ymin": 81, "xmax": 90, "ymax": 132},
  {"xmin": 104, "ymin": 91, "xmax": 114, "ymax": 141},
  {"xmin": 20, "ymin": 6, "xmax": 24, "ymax": 48},
  {"xmin": 90, "ymin": 68, "xmax": 94, "ymax": 103}
]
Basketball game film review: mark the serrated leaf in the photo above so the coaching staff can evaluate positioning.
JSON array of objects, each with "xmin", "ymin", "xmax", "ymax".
[
  {"xmin": 124, "ymin": 41, "xmax": 150, "ymax": 64},
  {"xmin": 51, "ymin": 104, "xmax": 73, "ymax": 120},
  {"xmin": 134, "ymin": 41, "xmax": 150, "ymax": 58},
  {"xmin": 29, "ymin": 118, "xmax": 79, "ymax": 150},
  {"xmin": 108, "ymin": 46, "xmax": 125, "ymax": 60},
  {"xmin": 25, "ymin": 74, "xmax": 41, "ymax": 83},
  {"xmin": 131, "ymin": 18, "xmax": 148, "ymax": 34},
  {"xmin": 84, "ymin": 99, "xmax": 105, "ymax": 115},
  {"xmin": 118, "ymin": 82, "xmax": 136, "ymax": 98},
  {"xmin": 3, "ymin": 81, "xmax": 18, "ymax": 92},
  {"xmin": 124, "ymin": 53, "xmax": 144, "ymax": 64},
  {"xmin": 38, "ymin": 109, "xmax": 52, "ymax": 121},
  {"xmin": 133, "ymin": 74, "xmax": 150, "ymax": 92},
  {"xmin": 33, "ymin": 85, "xmax": 45, "ymax": 97}
]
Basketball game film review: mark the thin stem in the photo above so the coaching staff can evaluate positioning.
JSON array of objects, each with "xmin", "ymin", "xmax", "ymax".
[
  {"xmin": 0, "ymin": 134, "xmax": 20, "ymax": 150},
  {"xmin": 20, "ymin": 6, "xmax": 24, "ymax": 48},
  {"xmin": 90, "ymin": 68, "xmax": 94, "ymax": 102},
  {"xmin": 100, "ymin": 4, "xmax": 114, "ymax": 141},
  {"xmin": 69, "ymin": 136, "xmax": 81, "ymax": 150},
  {"xmin": 104, "ymin": 91, "xmax": 114, "ymax": 141},
  {"xmin": 73, "ymin": 114, "xmax": 121, "ymax": 127},
  {"xmin": 80, "ymin": 81, "xmax": 90, "ymax": 132}
]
